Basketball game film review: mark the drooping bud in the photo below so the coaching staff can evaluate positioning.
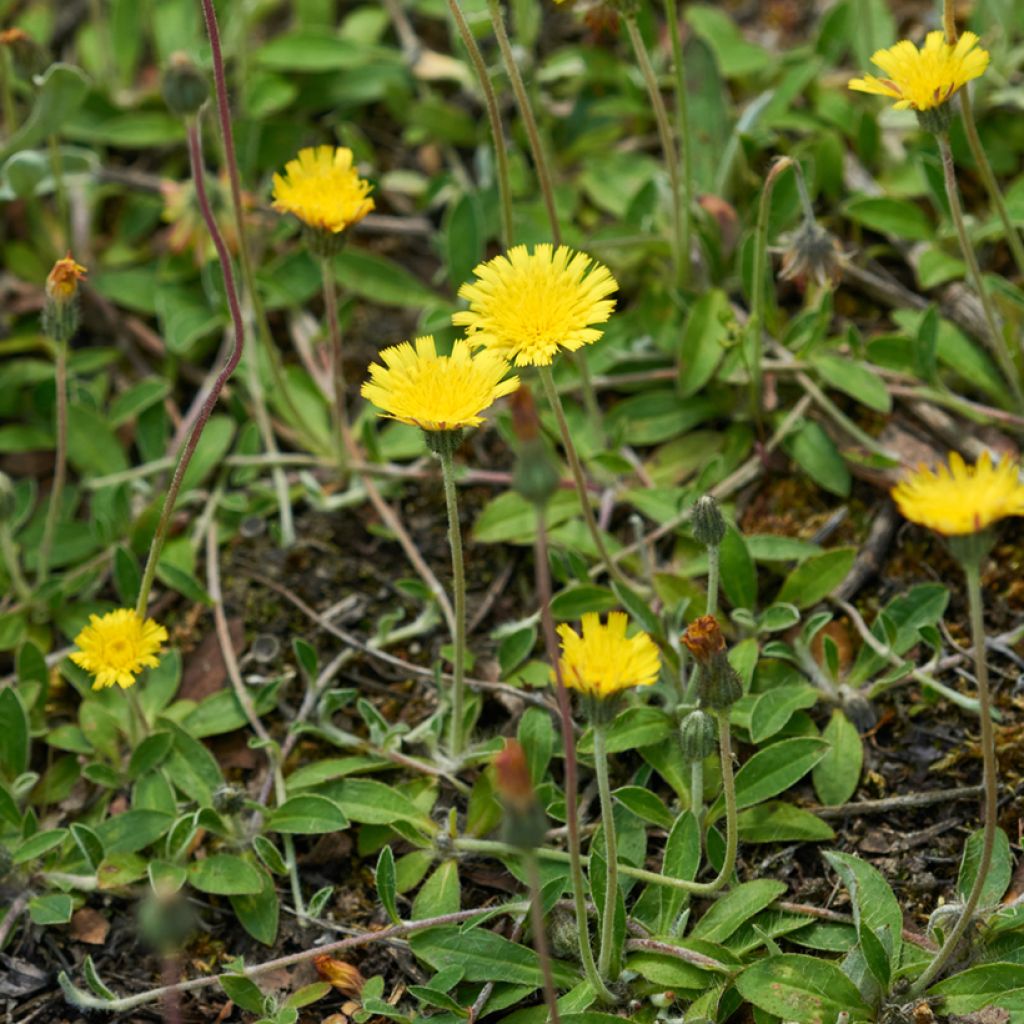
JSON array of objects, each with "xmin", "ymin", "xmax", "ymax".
[
  {"xmin": 510, "ymin": 387, "xmax": 560, "ymax": 508},
  {"xmin": 42, "ymin": 253, "xmax": 86, "ymax": 343},
  {"xmin": 779, "ymin": 219, "xmax": 845, "ymax": 289},
  {"xmin": 681, "ymin": 615, "xmax": 726, "ymax": 666},
  {"xmin": 494, "ymin": 739, "xmax": 548, "ymax": 850},
  {"xmin": 0, "ymin": 472, "xmax": 16, "ymax": 523},
  {"xmin": 162, "ymin": 52, "xmax": 209, "ymax": 117},
  {"xmin": 691, "ymin": 495, "xmax": 726, "ymax": 547},
  {"xmin": 314, "ymin": 955, "xmax": 366, "ymax": 998},
  {"xmin": 679, "ymin": 709, "xmax": 717, "ymax": 763}
]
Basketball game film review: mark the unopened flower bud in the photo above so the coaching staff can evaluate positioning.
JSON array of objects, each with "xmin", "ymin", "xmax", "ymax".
[
  {"xmin": 696, "ymin": 653, "xmax": 743, "ymax": 711},
  {"xmin": 0, "ymin": 28, "xmax": 44, "ymax": 77},
  {"xmin": 494, "ymin": 740, "xmax": 548, "ymax": 850},
  {"xmin": 679, "ymin": 709, "xmax": 717, "ymax": 762},
  {"xmin": 681, "ymin": 615, "xmax": 725, "ymax": 666},
  {"xmin": 42, "ymin": 254, "xmax": 86, "ymax": 343},
  {"xmin": 513, "ymin": 438, "xmax": 561, "ymax": 508},
  {"xmin": 314, "ymin": 955, "xmax": 366, "ymax": 998},
  {"xmin": 692, "ymin": 495, "xmax": 726, "ymax": 547},
  {"xmin": 0, "ymin": 472, "xmax": 16, "ymax": 523},
  {"xmin": 162, "ymin": 52, "xmax": 209, "ymax": 117}
]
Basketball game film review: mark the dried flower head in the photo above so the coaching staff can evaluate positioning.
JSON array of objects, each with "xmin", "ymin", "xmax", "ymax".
[
  {"xmin": 848, "ymin": 31, "xmax": 989, "ymax": 114},
  {"xmin": 453, "ymin": 244, "xmax": 618, "ymax": 367},
  {"xmin": 891, "ymin": 451, "xmax": 1024, "ymax": 536},
  {"xmin": 271, "ymin": 146, "xmax": 375, "ymax": 235},
  {"xmin": 681, "ymin": 615, "xmax": 726, "ymax": 666},
  {"xmin": 779, "ymin": 219, "xmax": 845, "ymax": 289},
  {"xmin": 361, "ymin": 336, "xmax": 519, "ymax": 433},
  {"xmin": 70, "ymin": 609, "xmax": 168, "ymax": 690},
  {"xmin": 557, "ymin": 612, "xmax": 661, "ymax": 700},
  {"xmin": 46, "ymin": 253, "xmax": 87, "ymax": 304},
  {"xmin": 313, "ymin": 956, "xmax": 366, "ymax": 998}
]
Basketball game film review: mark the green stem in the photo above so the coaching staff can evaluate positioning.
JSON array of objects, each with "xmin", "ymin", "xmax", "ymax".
[
  {"xmin": 439, "ymin": 447, "xmax": 468, "ymax": 758},
  {"xmin": 690, "ymin": 758, "xmax": 704, "ymax": 829},
  {"xmin": 321, "ymin": 256, "xmax": 349, "ymax": 465},
  {"xmin": 938, "ymin": 133, "xmax": 1023, "ymax": 408},
  {"xmin": 0, "ymin": 524, "xmax": 30, "ymax": 603},
  {"xmin": 525, "ymin": 851, "xmax": 563, "ymax": 1024},
  {"xmin": 533, "ymin": 509, "xmax": 615, "ymax": 1004},
  {"xmin": 48, "ymin": 135, "xmax": 70, "ymax": 247},
  {"xmin": 538, "ymin": 366, "xmax": 628, "ymax": 589},
  {"xmin": 592, "ymin": 724, "xmax": 621, "ymax": 981},
  {"xmin": 446, "ymin": 0, "xmax": 513, "ymax": 249},
  {"xmin": 0, "ymin": 47, "xmax": 15, "ymax": 136},
  {"xmin": 908, "ymin": 560, "xmax": 997, "ymax": 996},
  {"xmin": 662, "ymin": 0, "xmax": 692, "ymax": 287},
  {"xmin": 623, "ymin": 13, "xmax": 685, "ymax": 289},
  {"xmin": 37, "ymin": 339, "xmax": 68, "ymax": 586},
  {"xmin": 126, "ymin": 686, "xmax": 151, "ymax": 742},
  {"xmin": 703, "ymin": 711, "xmax": 738, "ymax": 893},
  {"xmin": 705, "ymin": 543, "xmax": 719, "ymax": 617}
]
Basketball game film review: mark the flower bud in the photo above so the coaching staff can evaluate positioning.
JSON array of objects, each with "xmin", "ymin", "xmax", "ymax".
[
  {"xmin": 0, "ymin": 472, "xmax": 16, "ymax": 524},
  {"xmin": 696, "ymin": 653, "xmax": 743, "ymax": 711},
  {"xmin": 42, "ymin": 254, "xmax": 86, "ymax": 343},
  {"xmin": 162, "ymin": 52, "xmax": 209, "ymax": 117},
  {"xmin": 779, "ymin": 219, "xmax": 845, "ymax": 289},
  {"xmin": 494, "ymin": 740, "xmax": 548, "ymax": 850},
  {"xmin": 679, "ymin": 709, "xmax": 717, "ymax": 762},
  {"xmin": 692, "ymin": 495, "xmax": 726, "ymax": 547},
  {"xmin": 681, "ymin": 615, "xmax": 725, "ymax": 666},
  {"xmin": 0, "ymin": 28, "xmax": 45, "ymax": 78},
  {"xmin": 314, "ymin": 955, "xmax": 366, "ymax": 998},
  {"xmin": 513, "ymin": 438, "xmax": 561, "ymax": 508}
]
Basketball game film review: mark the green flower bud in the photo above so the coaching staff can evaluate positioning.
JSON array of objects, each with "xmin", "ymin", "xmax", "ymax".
[
  {"xmin": 162, "ymin": 52, "xmax": 209, "ymax": 117},
  {"xmin": 513, "ymin": 437, "xmax": 561, "ymax": 508},
  {"xmin": 692, "ymin": 495, "xmax": 726, "ymax": 547},
  {"xmin": 696, "ymin": 652, "xmax": 743, "ymax": 710},
  {"xmin": 679, "ymin": 709, "xmax": 717, "ymax": 762}
]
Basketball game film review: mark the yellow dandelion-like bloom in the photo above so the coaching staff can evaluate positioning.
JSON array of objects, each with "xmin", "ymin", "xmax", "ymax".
[
  {"xmin": 556, "ymin": 612, "xmax": 661, "ymax": 699},
  {"xmin": 848, "ymin": 31, "xmax": 989, "ymax": 112},
  {"xmin": 360, "ymin": 335, "xmax": 520, "ymax": 432},
  {"xmin": 891, "ymin": 451, "xmax": 1024, "ymax": 536},
  {"xmin": 70, "ymin": 608, "xmax": 168, "ymax": 691},
  {"xmin": 453, "ymin": 244, "xmax": 618, "ymax": 367},
  {"xmin": 271, "ymin": 146, "xmax": 375, "ymax": 234}
]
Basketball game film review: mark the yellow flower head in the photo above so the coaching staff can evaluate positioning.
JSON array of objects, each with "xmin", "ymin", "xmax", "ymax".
[
  {"xmin": 360, "ymin": 335, "xmax": 520, "ymax": 432},
  {"xmin": 71, "ymin": 608, "xmax": 168, "ymax": 690},
  {"xmin": 848, "ymin": 31, "xmax": 989, "ymax": 112},
  {"xmin": 891, "ymin": 451, "xmax": 1024, "ymax": 536},
  {"xmin": 271, "ymin": 146, "xmax": 375, "ymax": 234},
  {"xmin": 453, "ymin": 244, "xmax": 618, "ymax": 367},
  {"xmin": 46, "ymin": 253, "xmax": 87, "ymax": 303},
  {"xmin": 556, "ymin": 612, "xmax": 661, "ymax": 699}
]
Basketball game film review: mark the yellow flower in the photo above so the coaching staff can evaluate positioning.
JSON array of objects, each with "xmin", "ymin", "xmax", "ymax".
[
  {"xmin": 271, "ymin": 146, "xmax": 375, "ymax": 234},
  {"xmin": 556, "ymin": 612, "xmax": 661, "ymax": 699},
  {"xmin": 360, "ymin": 335, "xmax": 520, "ymax": 432},
  {"xmin": 453, "ymin": 244, "xmax": 618, "ymax": 367},
  {"xmin": 891, "ymin": 451, "xmax": 1024, "ymax": 536},
  {"xmin": 848, "ymin": 31, "xmax": 989, "ymax": 112},
  {"xmin": 70, "ymin": 608, "xmax": 168, "ymax": 691}
]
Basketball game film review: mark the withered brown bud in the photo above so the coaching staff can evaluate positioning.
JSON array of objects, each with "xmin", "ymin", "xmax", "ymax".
[
  {"xmin": 42, "ymin": 253, "xmax": 86, "ymax": 343},
  {"xmin": 509, "ymin": 386, "xmax": 541, "ymax": 443},
  {"xmin": 681, "ymin": 615, "xmax": 725, "ymax": 666},
  {"xmin": 779, "ymin": 219, "xmax": 845, "ymax": 290},
  {"xmin": 314, "ymin": 955, "xmax": 366, "ymax": 998},
  {"xmin": 494, "ymin": 740, "xmax": 548, "ymax": 850}
]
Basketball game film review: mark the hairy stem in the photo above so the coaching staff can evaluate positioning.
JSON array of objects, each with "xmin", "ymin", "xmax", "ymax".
[
  {"xmin": 662, "ymin": 0, "xmax": 693, "ymax": 286},
  {"xmin": 592, "ymin": 724, "xmax": 621, "ymax": 981},
  {"xmin": 321, "ymin": 256, "xmax": 349, "ymax": 462},
  {"xmin": 525, "ymin": 852, "xmax": 563, "ymax": 1024},
  {"xmin": 908, "ymin": 561, "xmax": 997, "ymax": 995},
  {"xmin": 705, "ymin": 542, "xmax": 719, "ymax": 617},
  {"xmin": 37, "ymin": 340, "xmax": 68, "ymax": 585},
  {"xmin": 438, "ymin": 447, "xmax": 468, "ymax": 758}
]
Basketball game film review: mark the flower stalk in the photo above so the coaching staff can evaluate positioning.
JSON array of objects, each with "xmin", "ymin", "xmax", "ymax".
[
  {"xmin": 623, "ymin": 11, "xmax": 686, "ymax": 290},
  {"xmin": 592, "ymin": 723, "xmax": 621, "ymax": 981},
  {"xmin": 662, "ymin": 0, "xmax": 693, "ymax": 287},
  {"xmin": 37, "ymin": 337, "xmax": 68, "ymax": 586},
  {"xmin": 321, "ymin": 257, "xmax": 350, "ymax": 462}
]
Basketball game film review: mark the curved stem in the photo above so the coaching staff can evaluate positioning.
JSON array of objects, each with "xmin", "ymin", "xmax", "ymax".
[
  {"xmin": 908, "ymin": 561, "xmax": 997, "ymax": 996},
  {"xmin": 592, "ymin": 724, "xmax": 621, "ymax": 981},
  {"xmin": 662, "ymin": 0, "xmax": 692, "ymax": 287},
  {"xmin": 533, "ymin": 509, "xmax": 615, "ymax": 1004},
  {"xmin": 446, "ymin": 0, "xmax": 513, "ymax": 249},
  {"xmin": 623, "ymin": 13, "xmax": 684, "ymax": 289},
  {"xmin": 37, "ymin": 339, "xmax": 68, "ymax": 585},
  {"xmin": 0, "ymin": 525, "xmax": 30, "ymax": 603},
  {"xmin": 438, "ymin": 447, "xmax": 468, "ymax": 758},
  {"xmin": 538, "ymin": 367, "xmax": 629, "ymax": 590},
  {"xmin": 938, "ymin": 133, "xmax": 1023, "ymax": 409},
  {"xmin": 135, "ymin": 117, "xmax": 245, "ymax": 615},
  {"xmin": 701, "ymin": 711, "xmax": 738, "ymax": 894}
]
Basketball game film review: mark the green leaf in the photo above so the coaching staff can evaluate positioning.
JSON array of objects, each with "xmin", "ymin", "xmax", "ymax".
[
  {"xmin": 736, "ymin": 803, "xmax": 835, "ymax": 843},
  {"xmin": 148, "ymin": 860, "xmax": 188, "ymax": 898},
  {"xmin": 219, "ymin": 974, "xmax": 266, "ymax": 1014},
  {"xmin": 785, "ymin": 421, "xmax": 850, "ymax": 498},
  {"xmin": 823, "ymin": 850, "xmax": 903, "ymax": 962},
  {"xmin": 412, "ymin": 860, "xmax": 461, "ymax": 919},
  {"xmin": 750, "ymin": 685, "xmax": 819, "ymax": 743},
  {"xmin": 711, "ymin": 737, "xmax": 828, "ymax": 819},
  {"xmin": 678, "ymin": 289, "xmax": 730, "ymax": 396},
  {"xmin": 376, "ymin": 846, "xmax": 401, "ymax": 923},
  {"xmin": 319, "ymin": 778, "xmax": 436, "ymax": 830},
  {"xmin": 189, "ymin": 854, "xmax": 264, "ymax": 895},
  {"xmin": 776, "ymin": 548, "xmax": 856, "ymax": 608},
  {"xmin": 928, "ymin": 963, "xmax": 1024, "ymax": 1013},
  {"xmin": 736, "ymin": 954, "xmax": 870, "ymax": 1023},
  {"xmin": 334, "ymin": 249, "xmax": 442, "ymax": 308},
  {"xmin": 94, "ymin": 810, "xmax": 172, "ymax": 854},
  {"xmin": 13, "ymin": 828, "xmax": 67, "ymax": 864},
  {"xmin": 255, "ymin": 32, "xmax": 400, "ymax": 71},
  {"xmin": 230, "ymin": 866, "xmax": 280, "ymax": 946},
  {"xmin": 97, "ymin": 851, "xmax": 148, "ymax": 888},
  {"xmin": 812, "ymin": 710, "xmax": 863, "ymax": 806},
  {"xmin": 613, "ymin": 787, "xmax": 674, "ymax": 829},
  {"xmin": 179, "ymin": 415, "xmax": 235, "ymax": 494},
  {"xmin": 550, "ymin": 585, "xmax": 618, "ymax": 619},
  {"xmin": 266, "ymin": 795, "xmax": 349, "ymax": 834},
  {"xmin": 692, "ymin": 880, "xmax": 787, "ymax": 942},
  {"xmin": 719, "ymin": 525, "xmax": 757, "ymax": 610},
  {"xmin": 843, "ymin": 195, "xmax": 934, "ymax": 241},
  {"xmin": 0, "ymin": 686, "xmax": 29, "ymax": 778},
  {"xmin": 957, "ymin": 827, "xmax": 1012, "ymax": 906},
  {"xmin": 0, "ymin": 64, "xmax": 91, "ymax": 162},
  {"xmin": 28, "ymin": 893, "xmax": 74, "ymax": 925},
  {"xmin": 811, "ymin": 354, "xmax": 891, "ymax": 413},
  {"xmin": 579, "ymin": 706, "xmax": 674, "ymax": 755}
]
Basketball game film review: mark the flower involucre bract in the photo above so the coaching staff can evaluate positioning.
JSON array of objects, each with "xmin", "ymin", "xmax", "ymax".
[
  {"xmin": 557, "ymin": 612, "xmax": 661, "ymax": 699},
  {"xmin": 453, "ymin": 244, "xmax": 618, "ymax": 367},
  {"xmin": 848, "ymin": 31, "xmax": 989, "ymax": 112},
  {"xmin": 891, "ymin": 451, "xmax": 1024, "ymax": 536},
  {"xmin": 71, "ymin": 608, "xmax": 168, "ymax": 690},
  {"xmin": 360, "ymin": 336, "xmax": 520, "ymax": 432},
  {"xmin": 271, "ymin": 146, "xmax": 374, "ymax": 234}
]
